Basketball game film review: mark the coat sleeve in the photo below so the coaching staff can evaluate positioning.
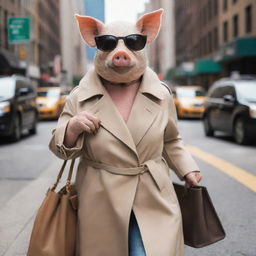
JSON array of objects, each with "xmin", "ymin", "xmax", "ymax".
[
  {"xmin": 49, "ymin": 91, "xmax": 85, "ymax": 160},
  {"xmin": 162, "ymin": 91, "xmax": 200, "ymax": 181}
]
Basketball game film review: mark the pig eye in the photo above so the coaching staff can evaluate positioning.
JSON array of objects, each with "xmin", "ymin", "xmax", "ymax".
[
  {"xmin": 95, "ymin": 35, "xmax": 118, "ymax": 52},
  {"xmin": 95, "ymin": 34, "xmax": 147, "ymax": 52},
  {"xmin": 125, "ymin": 34, "xmax": 147, "ymax": 51}
]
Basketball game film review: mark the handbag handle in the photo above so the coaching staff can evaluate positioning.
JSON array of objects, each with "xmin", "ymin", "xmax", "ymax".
[
  {"xmin": 51, "ymin": 158, "xmax": 76, "ymax": 192},
  {"xmin": 182, "ymin": 183, "xmax": 200, "ymax": 197}
]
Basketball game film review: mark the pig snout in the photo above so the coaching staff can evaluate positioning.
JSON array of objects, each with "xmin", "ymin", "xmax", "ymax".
[{"xmin": 112, "ymin": 51, "xmax": 131, "ymax": 67}]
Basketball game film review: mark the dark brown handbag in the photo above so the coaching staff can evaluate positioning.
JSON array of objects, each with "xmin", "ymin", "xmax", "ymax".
[
  {"xmin": 27, "ymin": 159, "xmax": 78, "ymax": 256},
  {"xmin": 173, "ymin": 182, "xmax": 226, "ymax": 248}
]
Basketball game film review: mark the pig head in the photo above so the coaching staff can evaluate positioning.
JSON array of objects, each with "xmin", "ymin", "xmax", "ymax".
[{"xmin": 75, "ymin": 9, "xmax": 163, "ymax": 83}]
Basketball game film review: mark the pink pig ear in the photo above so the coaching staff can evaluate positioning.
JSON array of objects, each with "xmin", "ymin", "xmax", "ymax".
[
  {"xmin": 75, "ymin": 14, "xmax": 105, "ymax": 47},
  {"xmin": 136, "ymin": 9, "xmax": 164, "ymax": 43}
]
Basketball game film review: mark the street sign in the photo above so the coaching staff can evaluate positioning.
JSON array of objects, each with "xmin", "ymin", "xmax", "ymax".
[{"xmin": 8, "ymin": 17, "xmax": 30, "ymax": 44}]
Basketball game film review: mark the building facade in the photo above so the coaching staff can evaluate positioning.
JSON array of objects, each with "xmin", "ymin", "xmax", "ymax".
[
  {"xmin": 0, "ymin": 0, "xmax": 26, "ymax": 75},
  {"xmin": 60, "ymin": 0, "xmax": 86, "ymax": 85},
  {"xmin": 0, "ymin": 0, "xmax": 62, "ymax": 82},
  {"xmin": 140, "ymin": 0, "xmax": 176, "ymax": 78},
  {"xmin": 37, "ymin": 0, "xmax": 61, "ymax": 79},
  {"xmin": 172, "ymin": 0, "xmax": 256, "ymax": 88}
]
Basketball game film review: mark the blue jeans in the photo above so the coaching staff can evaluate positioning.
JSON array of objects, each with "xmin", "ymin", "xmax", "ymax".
[{"xmin": 128, "ymin": 211, "xmax": 146, "ymax": 256}]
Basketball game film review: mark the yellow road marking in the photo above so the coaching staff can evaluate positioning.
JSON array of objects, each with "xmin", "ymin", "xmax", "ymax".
[{"xmin": 186, "ymin": 145, "xmax": 256, "ymax": 193}]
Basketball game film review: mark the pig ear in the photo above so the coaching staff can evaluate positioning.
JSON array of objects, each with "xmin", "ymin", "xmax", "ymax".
[
  {"xmin": 136, "ymin": 9, "xmax": 164, "ymax": 43},
  {"xmin": 75, "ymin": 14, "xmax": 105, "ymax": 47}
]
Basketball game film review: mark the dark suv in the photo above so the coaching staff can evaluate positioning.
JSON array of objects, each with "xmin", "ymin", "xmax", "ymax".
[
  {"xmin": 203, "ymin": 77, "xmax": 256, "ymax": 145},
  {"xmin": 0, "ymin": 75, "xmax": 38, "ymax": 142}
]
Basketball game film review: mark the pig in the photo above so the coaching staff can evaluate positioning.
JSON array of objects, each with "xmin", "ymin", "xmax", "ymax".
[{"xmin": 49, "ymin": 8, "xmax": 202, "ymax": 256}]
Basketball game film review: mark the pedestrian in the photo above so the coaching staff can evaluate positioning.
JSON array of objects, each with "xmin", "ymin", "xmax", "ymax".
[{"xmin": 49, "ymin": 8, "xmax": 202, "ymax": 256}]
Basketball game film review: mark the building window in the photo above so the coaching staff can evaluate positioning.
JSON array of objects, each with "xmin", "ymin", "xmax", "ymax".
[
  {"xmin": 205, "ymin": 36, "xmax": 208, "ymax": 55},
  {"xmin": 233, "ymin": 14, "xmax": 239, "ymax": 38},
  {"xmin": 214, "ymin": 27, "xmax": 218, "ymax": 49},
  {"xmin": 245, "ymin": 5, "xmax": 252, "ymax": 33},
  {"xmin": 214, "ymin": 0, "xmax": 218, "ymax": 16},
  {"xmin": 233, "ymin": 0, "xmax": 238, "ymax": 4},
  {"xmin": 203, "ymin": 6, "xmax": 207, "ymax": 24},
  {"xmin": 223, "ymin": 0, "xmax": 228, "ymax": 12},
  {"xmin": 208, "ymin": 0, "xmax": 212, "ymax": 21},
  {"xmin": 223, "ymin": 21, "xmax": 228, "ymax": 42},
  {"xmin": 208, "ymin": 31, "xmax": 212, "ymax": 53}
]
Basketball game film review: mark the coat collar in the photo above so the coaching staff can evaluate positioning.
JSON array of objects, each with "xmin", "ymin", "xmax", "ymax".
[
  {"xmin": 77, "ymin": 68, "xmax": 104, "ymax": 102},
  {"xmin": 77, "ymin": 67, "xmax": 164, "ymax": 160},
  {"xmin": 138, "ymin": 67, "xmax": 164, "ymax": 100},
  {"xmin": 77, "ymin": 67, "xmax": 164, "ymax": 102}
]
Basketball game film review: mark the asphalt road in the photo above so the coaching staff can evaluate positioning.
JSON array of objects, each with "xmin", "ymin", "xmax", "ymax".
[
  {"xmin": 176, "ymin": 119, "xmax": 256, "ymax": 256},
  {"xmin": 0, "ymin": 120, "xmax": 57, "ymax": 208},
  {"xmin": 0, "ymin": 119, "xmax": 255, "ymax": 256}
]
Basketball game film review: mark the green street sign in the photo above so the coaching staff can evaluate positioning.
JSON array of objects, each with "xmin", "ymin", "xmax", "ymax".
[{"xmin": 8, "ymin": 17, "xmax": 30, "ymax": 44}]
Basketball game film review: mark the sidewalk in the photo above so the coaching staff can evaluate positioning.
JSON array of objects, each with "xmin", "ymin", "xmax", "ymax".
[{"xmin": 0, "ymin": 159, "xmax": 65, "ymax": 256}]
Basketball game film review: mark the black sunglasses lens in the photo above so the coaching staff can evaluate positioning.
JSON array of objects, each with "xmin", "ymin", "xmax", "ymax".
[
  {"xmin": 125, "ymin": 35, "xmax": 147, "ymax": 51},
  {"xmin": 95, "ymin": 35, "xmax": 117, "ymax": 51}
]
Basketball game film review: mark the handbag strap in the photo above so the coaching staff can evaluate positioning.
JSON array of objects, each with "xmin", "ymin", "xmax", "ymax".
[{"xmin": 51, "ymin": 158, "xmax": 76, "ymax": 192}]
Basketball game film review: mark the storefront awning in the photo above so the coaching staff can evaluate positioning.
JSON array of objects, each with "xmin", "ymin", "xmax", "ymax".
[
  {"xmin": 195, "ymin": 59, "xmax": 221, "ymax": 74},
  {"xmin": 214, "ymin": 37, "xmax": 256, "ymax": 62},
  {"xmin": 165, "ymin": 59, "xmax": 220, "ymax": 79}
]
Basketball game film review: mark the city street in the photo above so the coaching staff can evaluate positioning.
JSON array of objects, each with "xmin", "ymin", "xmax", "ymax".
[
  {"xmin": 0, "ymin": 121, "xmax": 57, "ymax": 208},
  {"xmin": 0, "ymin": 119, "xmax": 255, "ymax": 255},
  {"xmin": 1, "ymin": 0, "xmax": 256, "ymax": 255}
]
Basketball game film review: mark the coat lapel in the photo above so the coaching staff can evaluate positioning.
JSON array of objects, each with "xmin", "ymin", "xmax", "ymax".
[
  {"xmin": 127, "ymin": 67, "xmax": 164, "ymax": 146},
  {"xmin": 88, "ymin": 93, "xmax": 139, "ymax": 158},
  {"xmin": 78, "ymin": 68, "xmax": 138, "ymax": 158},
  {"xmin": 127, "ymin": 93, "xmax": 160, "ymax": 146}
]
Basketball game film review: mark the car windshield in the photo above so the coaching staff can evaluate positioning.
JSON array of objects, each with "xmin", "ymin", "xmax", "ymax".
[
  {"xmin": 236, "ymin": 82, "xmax": 256, "ymax": 101},
  {"xmin": 37, "ymin": 89, "xmax": 60, "ymax": 98},
  {"xmin": 0, "ymin": 77, "xmax": 15, "ymax": 98},
  {"xmin": 176, "ymin": 88, "xmax": 206, "ymax": 98}
]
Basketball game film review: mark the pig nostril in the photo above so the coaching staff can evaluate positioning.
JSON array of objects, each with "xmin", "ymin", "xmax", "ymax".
[{"xmin": 112, "ymin": 52, "xmax": 131, "ymax": 66}]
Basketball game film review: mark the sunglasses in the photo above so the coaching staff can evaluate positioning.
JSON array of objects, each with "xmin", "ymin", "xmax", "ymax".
[{"xmin": 94, "ymin": 34, "xmax": 147, "ymax": 52}]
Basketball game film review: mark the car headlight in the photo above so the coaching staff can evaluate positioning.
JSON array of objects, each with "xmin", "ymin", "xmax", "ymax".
[
  {"xmin": 249, "ymin": 104, "xmax": 256, "ymax": 118},
  {"xmin": 180, "ymin": 101, "xmax": 191, "ymax": 108},
  {"xmin": 0, "ymin": 102, "xmax": 10, "ymax": 114},
  {"xmin": 46, "ymin": 100, "xmax": 57, "ymax": 108}
]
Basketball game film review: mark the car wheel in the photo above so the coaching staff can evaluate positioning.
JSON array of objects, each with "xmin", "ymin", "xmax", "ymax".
[
  {"xmin": 10, "ymin": 115, "xmax": 21, "ymax": 142},
  {"xmin": 203, "ymin": 114, "xmax": 214, "ymax": 137},
  {"xmin": 29, "ymin": 112, "xmax": 37, "ymax": 135},
  {"xmin": 234, "ymin": 118, "xmax": 249, "ymax": 145},
  {"xmin": 29, "ymin": 121, "xmax": 37, "ymax": 135}
]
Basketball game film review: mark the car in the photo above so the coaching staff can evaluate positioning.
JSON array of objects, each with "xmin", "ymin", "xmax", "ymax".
[
  {"xmin": 0, "ymin": 75, "xmax": 38, "ymax": 142},
  {"xmin": 36, "ymin": 87, "xmax": 66, "ymax": 119},
  {"xmin": 203, "ymin": 77, "xmax": 256, "ymax": 144},
  {"xmin": 173, "ymin": 86, "xmax": 206, "ymax": 118}
]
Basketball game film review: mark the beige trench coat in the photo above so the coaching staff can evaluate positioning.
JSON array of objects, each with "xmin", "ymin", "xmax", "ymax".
[{"xmin": 49, "ymin": 67, "xmax": 199, "ymax": 256}]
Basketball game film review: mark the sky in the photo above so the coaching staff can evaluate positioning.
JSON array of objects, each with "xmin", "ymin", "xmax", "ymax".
[{"xmin": 105, "ymin": 0, "xmax": 149, "ymax": 23}]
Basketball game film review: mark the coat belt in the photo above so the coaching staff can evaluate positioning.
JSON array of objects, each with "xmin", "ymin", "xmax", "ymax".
[{"xmin": 83, "ymin": 158, "xmax": 166, "ymax": 191}]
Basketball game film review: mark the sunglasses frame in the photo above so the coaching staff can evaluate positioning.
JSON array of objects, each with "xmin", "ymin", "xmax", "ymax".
[{"xmin": 94, "ymin": 34, "xmax": 147, "ymax": 52}]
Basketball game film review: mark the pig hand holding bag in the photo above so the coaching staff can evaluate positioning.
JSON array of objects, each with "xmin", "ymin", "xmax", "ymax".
[
  {"xmin": 27, "ymin": 159, "xmax": 78, "ymax": 256},
  {"xmin": 173, "ymin": 182, "xmax": 226, "ymax": 248}
]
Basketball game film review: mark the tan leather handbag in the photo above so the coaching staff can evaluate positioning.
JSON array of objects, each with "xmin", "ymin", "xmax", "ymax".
[
  {"xmin": 27, "ymin": 159, "xmax": 78, "ymax": 256},
  {"xmin": 173, "ymin": 183, "xmax": 226, "ymax": 248}
]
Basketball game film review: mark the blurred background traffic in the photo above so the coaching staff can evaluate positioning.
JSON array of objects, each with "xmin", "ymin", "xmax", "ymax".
[{"xmin": 0, "ymin": 0, "xmax": 255, "ymax": 145}]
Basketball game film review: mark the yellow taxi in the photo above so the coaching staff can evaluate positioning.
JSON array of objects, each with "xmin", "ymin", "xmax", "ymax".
[
  {"xmin": 173, "ymin": 86, "xmax": 206, "ymax": 118},
  {"xmin": 36, "ymin": 87, "xmax": 66, "ymax": 119}
]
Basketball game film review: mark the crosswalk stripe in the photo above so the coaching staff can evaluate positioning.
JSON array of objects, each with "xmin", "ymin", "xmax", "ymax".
[{"xmin": 186, "ymin": 145, "xmax": 256, "ymax": 192}]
